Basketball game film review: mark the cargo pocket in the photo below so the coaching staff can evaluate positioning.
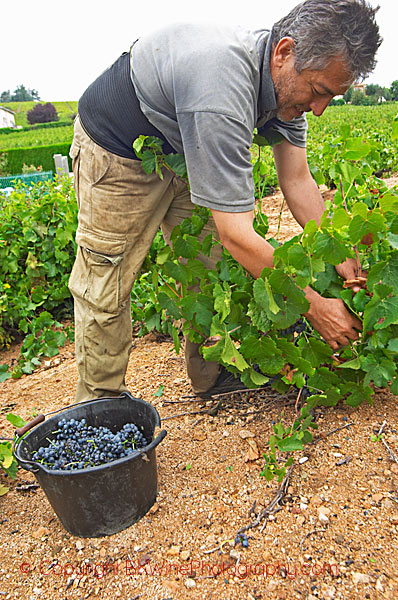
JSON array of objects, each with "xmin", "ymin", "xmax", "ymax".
[
  {"xmin": 69, "ymin": 244, "xmax": 125, "ymax": 315},
  {"xmin": 69, "ymin": 141, "xmax": 81, "ymax": 204}
]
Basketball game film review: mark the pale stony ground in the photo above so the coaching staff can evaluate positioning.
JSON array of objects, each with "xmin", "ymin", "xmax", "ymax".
[{"xmin": 0, "ymin": 178, "xmax": 398, "ymax": 600}]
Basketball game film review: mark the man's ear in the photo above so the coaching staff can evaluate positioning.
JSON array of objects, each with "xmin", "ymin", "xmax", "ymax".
[{"xmin": 272, "ymin": 36, "xmax": 296, "ymax": 68}]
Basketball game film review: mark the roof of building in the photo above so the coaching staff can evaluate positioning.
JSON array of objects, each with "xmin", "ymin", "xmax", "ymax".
[{"xmin": 0, "ymin": 106, "xmax": 16, "ymax": 115}]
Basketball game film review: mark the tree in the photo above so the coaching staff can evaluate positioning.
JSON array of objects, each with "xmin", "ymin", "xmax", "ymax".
[
  {"xmin": 382, "ymin": 87, "xmax": 392, "ymax": 102},
  {"xmin": 0, "ymin": 90, "xmax": 11, "ymax": 102},
  {"xmin": 3, "ymin": 85, "xmax": 41, "ymax": 102},
  {"xmin": 365, "ymin": 83, "xmax": 382, "ymax": 97},
  {"xmin": 351, "ymin": 90, "xmax": 367, "ymax": 105},
  {"xmin": 343, "ymin": 86, "xmax": 353, "ymax": 103},
  {"xmin": 329, "ymin": 98, "xmax": 345, "ymax": 106},
  {"xmin": 27, "ymin": 102, "xmax": 58, "ymax": 124},
  {"xmin": 390, "ymin": 81, "xmax": 398, "ymax": 101}
]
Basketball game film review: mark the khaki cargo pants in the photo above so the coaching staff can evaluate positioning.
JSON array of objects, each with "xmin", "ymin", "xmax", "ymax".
[{"xmin": 69, "ymin": 117, "xmax": 222, "ymax": 402}]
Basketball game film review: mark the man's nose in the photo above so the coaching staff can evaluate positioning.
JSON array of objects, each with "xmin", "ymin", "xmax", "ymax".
[{"xmin": 309, "ymin": 96, "xmax": 331, "ymax": 117}]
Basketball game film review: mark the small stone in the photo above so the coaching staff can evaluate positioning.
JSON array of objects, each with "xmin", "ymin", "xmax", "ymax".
[
  {"xmin": 352, "ymin": 572, "xmax": 371, "ymax": 584},
  {"xmin": 148, "ymin": 503, "xmax": 159, "ymax": 515},
  {"xmin": 229, "ymin": 549, "xmax": 240, "ymax": 561},
  {"xmin": 375, "ymin": 578, "xmax": 384, "ymax": 592},
  {"xmin": 390, "ymin": 463, "xmax": 398, "ymax": 474},
  {"xmin": 297, "ymin": 515, "xmax": 306, "ymax": 526},
  {"xmin": 372, "ymin": 493, "xmax": 384, "ymax": 502},
  {"xmin": 163, "ymin": 580, "xmax": 179, "ymax": 593},
  {"xmin": 300, "ymin": 503, "xmax": 308, "ymax": 511},
  {"xmin": 318, "ymin": 513, "xmax": 329, "ymax": 525},
  {"xmin": 299, "ymin": 457, "xmax": 309, "ymax": 464},
  {"xmin": 310, "ymin": 495, "xmax": 323, "ymax": 507},
  {"xmin": 180, "ymin": 550, "xmax": 190, "ymax": 561},
  {"xmin": 317, "ymin": 506, "xmax": 331, "ymax": 516},
  {"xmin": 193, "ymin": 431, "xmax": 207, "ymax": 441},
  {"xmin": 32, "ymin": 526, "xmax": 48, "ymax": 539},
  {"xmin": 335, "ymin": 534, "xmax": 344, "ymax": 544},
  {"xmin": 325, "ymin": 586, "xmax": 337, "ymax": 599},
  {"xmin": 167, "ymin": 545, "xmax": 181, "ymax": 556},
  {"xmin": 75, "ymin": 540, "xmax": 84, "ymax": 551},
  {"xmin": 382, "ymin": 498, "xmax": 394, "ymax": 508},
  {"xmin": 185, "ymin": 578, "xmax": 196, "ymax": 588},
  {"xmin": 239, "ymin": 430, "xmax": 255, "ymax": 439},
  {"xmin": 390, "ymin": 513, "xmax": 398, "ymax": 525},
  {"xmin": 333, "ymin": 452, "xmax": 343, "ymax": 458}
]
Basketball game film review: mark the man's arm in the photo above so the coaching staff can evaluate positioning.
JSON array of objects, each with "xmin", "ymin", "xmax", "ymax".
[
  {"xmin": 272, "ymin": 139, "xmax": 325, "ymax": 227},
  {"xmin": 210, "ymin": 139, "xmax": 362, "ymax": 350},
  {"xmin": 273, "ymin": 139, "xmax": 364, "ymax": 290}
]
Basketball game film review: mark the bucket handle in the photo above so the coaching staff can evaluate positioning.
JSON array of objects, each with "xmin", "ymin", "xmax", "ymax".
[
  {"xmin": 13, "ymin": 438, "xmax": 40, "ymax": 473},
  {"xmin": 141, "ymin": 429, "xmax": 167, "ymax": 455},
  {"xmin": 15, "ymin": 414, "xmax": 45, "ymax": 437}
]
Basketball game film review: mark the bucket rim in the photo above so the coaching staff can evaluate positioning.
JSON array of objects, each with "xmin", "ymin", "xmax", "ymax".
[
  {"xmin": 14, "ymin": 429, "xmax": 167, "ymax": 475},
  {"xmin": 12, "ymin": 391, "xmax": 166, "ymax": 474}
]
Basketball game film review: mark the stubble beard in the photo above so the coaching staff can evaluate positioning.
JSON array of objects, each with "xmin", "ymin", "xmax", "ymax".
[{"xmin": 273, "ymin": 70, "xmax": 300, "ymax": 122}]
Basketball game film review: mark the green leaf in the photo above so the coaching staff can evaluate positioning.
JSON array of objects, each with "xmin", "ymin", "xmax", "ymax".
[
  {"xmin": 153, "ymin": 384, "xmax": 164, "ymax": 397},
  {"xmin": 277, "ymin": 434, "xmax": 303, "ymax": 452},
  {"xmin": 157, "ymin": 291, "xmax": 181, "ymax": 319},
  {"xmin": 6, "ymin": 413, "xmax": 27, "ymax": 428},
  {"xmin": 344, "ymin": 138, "xmax": 371, "ymax": 160},
  {"xmin": 213, "ymin": 283, "xmax": 231, "ymax": 323},
  {"xmin": 387, "ymin": 339, "xmax": 398, "ymax": 352},
  {"xmin": 298, "ymin": 338, "xmax": 333, "ymax": 368},
  {"xmin": 164, "ymin": 154, "xmax": 188, "ymax": 179},
  {"xmin": 163, "ymin": 260, "xmax": 190, "ymax": 285},
  {"xmin": 0, "ymin": 484, "xmax": 9, "ymax": 496},
  {"xmin": 171, "ymin": 325, "xmax": 181, "ymax": 354},
  {"xmin": 173, "ymin": 235, "xmax": 201, "ymax": 259},
  {"xmin": 348, "ymin": 208, "xmax": 386, "ymax": 244},
  {"xmin": 361, "ymin": 355, "xmax": 396, "ymax": 387},
  {"xmin": 313, "ymin": 230, "xmax": 350, "ymax": 265},
  {"xmin": 132, "ymin": 135, "xmax": 146, "ymax": 157},
  {"xmin": 221, "ymin": 334, "xmax": 249, "ymax": 372},
  {"xmin": 141, "ymin": 150, "xmax": 159, "ymax": 176},
  {"xmin": 367, "ymin": 253, "xmax": 398, "ymax": 292},
  {"xmin": 0, "ymin": 364, "xmax": 11, "ymax": 383},
  {"xmin": 363, "ymin": 286, "xmax": 398, "ymax": 332}
]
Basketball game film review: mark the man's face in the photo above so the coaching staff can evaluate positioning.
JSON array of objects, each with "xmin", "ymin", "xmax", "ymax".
[{"xmin": 271, "ymin": 39, "xmax": 352, "ymax": 121}]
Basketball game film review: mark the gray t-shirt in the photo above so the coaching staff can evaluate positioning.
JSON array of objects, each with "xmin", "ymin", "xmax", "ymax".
[{"xmin": 131, "ymin": 23, "xmax": 307, "ymax": 213}]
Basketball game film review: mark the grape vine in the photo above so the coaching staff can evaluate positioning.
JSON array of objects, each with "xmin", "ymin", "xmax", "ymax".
[{"xmin": 133, "ymin": 128, "xmax": 398, "ymax": 482}]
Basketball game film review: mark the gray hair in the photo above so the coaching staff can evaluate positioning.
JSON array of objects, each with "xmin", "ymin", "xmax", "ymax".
[{"xmin": 271, "ymin": 0, "xmax": 382, "ymax": 82}]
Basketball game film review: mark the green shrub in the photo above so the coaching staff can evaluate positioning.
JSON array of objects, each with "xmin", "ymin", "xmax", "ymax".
[
  {"xmin": 4, "ymin": 143, "xmax": 72, "ymax": 174},
  {"xmin": 0, "ymin": 176, "xmax": 77, "ymax": 375}
]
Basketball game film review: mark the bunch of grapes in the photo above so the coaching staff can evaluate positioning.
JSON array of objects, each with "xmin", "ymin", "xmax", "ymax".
[
  {"xmin": 279, "ymin": 319, "xmax": 307, "ymax": 338},
  {"xmin": 235, "ymin": 532, "xmax": 249, "ymax": 548},
  {"xmin": 32, "ymin": 418, "xmax": 148, "ymax": 471}
]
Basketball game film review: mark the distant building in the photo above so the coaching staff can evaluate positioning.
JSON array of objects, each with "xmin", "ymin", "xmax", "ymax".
[
  {"xmin": 0, "ymin": 106, "xmax": 16, "ymax": 128},
  {"xmin": 353, "ymin": 83, "xmax": 367, "ymax": 93}
]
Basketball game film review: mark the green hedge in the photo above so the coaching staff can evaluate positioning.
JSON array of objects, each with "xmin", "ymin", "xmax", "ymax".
[
  {"xmin": 4, "ymin": 143, "xmax": 72, "ymax": 174},
  {"xmin": 0, "ymin": 120, "xmax": 73, "ymax": 135}
]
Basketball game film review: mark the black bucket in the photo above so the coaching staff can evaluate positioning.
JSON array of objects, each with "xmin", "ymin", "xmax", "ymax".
[{"xmin": 13, "ymin": 391, "xmax": 167, "ymax": 537}]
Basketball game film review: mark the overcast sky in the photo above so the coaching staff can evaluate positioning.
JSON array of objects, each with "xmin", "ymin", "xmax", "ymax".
[{"xmin": 1, "ymin": 0, "xmax": 396, "ymax": 102}]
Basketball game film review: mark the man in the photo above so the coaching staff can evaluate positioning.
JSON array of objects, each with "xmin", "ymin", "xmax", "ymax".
[{"xmin": 69, "ymin": 0, "xmax": 381, "ymax": 402}]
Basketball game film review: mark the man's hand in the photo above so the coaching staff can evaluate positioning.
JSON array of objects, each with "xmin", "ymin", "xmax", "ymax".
[
  {"xmin": 304, "ymin": 287, "xmax": 362, "ymax": 351},
  {"xmin": 335, "ymin": 258, "xmax": 367, "ymax": 293}
]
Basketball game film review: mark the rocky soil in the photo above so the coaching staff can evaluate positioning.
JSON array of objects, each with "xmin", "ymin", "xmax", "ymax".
[{"xmin": 0, "ymin": 180, "xmax": 397, "ymax": 600}]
